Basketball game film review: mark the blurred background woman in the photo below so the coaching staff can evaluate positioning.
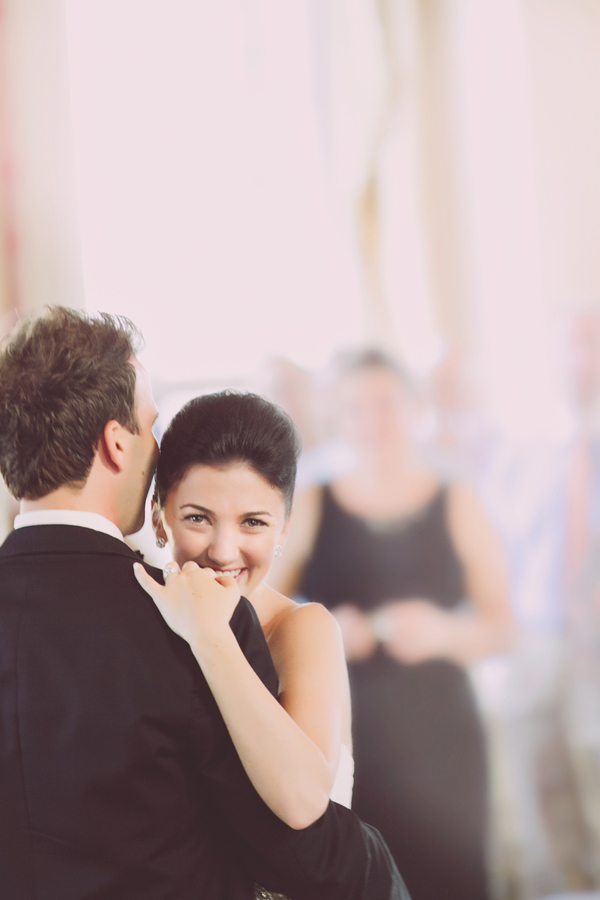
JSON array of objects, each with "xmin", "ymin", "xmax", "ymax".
[{"xmin": 273, "ymin": 349, "xmax": 514, "ymax": 900}]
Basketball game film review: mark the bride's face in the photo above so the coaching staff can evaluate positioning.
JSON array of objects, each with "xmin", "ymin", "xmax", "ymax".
[{"xmin": 154, "ymin": 462, "xmax": 290, "ymax": 599}]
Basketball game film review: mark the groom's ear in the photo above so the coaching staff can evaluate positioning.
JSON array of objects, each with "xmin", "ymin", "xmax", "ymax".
[{"xmin": 99, "ymin": 420, "xmax": 130, "ymax": 474}]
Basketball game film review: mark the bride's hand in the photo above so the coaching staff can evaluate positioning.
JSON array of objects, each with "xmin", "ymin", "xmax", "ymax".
[{"xmin": 133, "ymin": 561, "xmax": 241, "ymax": 647}]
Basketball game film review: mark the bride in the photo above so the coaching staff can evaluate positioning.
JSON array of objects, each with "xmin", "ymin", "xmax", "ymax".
[{"xmin": 134, "ymin": 390, "xmax": 354, "ymax": 830}]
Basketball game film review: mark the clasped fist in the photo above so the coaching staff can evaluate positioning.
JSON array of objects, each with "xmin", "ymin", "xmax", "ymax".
[{"xmin": 134, "ymin": 560, "xmax": 241, "ymax": 647}]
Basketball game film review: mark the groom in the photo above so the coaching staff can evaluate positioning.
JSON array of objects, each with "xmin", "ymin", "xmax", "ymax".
[{"xmin": 0, "ymin": 307, "xmax": 408, "ymax": 900}]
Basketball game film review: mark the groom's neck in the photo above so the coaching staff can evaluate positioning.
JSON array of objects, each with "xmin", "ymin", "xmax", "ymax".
[{"xmin": 20, "ymin": 481, "xmax": 121, "ymax": 530}]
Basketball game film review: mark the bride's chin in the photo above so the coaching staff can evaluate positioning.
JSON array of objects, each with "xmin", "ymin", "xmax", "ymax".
[{"xmin": 234, "ymin": 569, "xmax": 250, "ymax": 588}]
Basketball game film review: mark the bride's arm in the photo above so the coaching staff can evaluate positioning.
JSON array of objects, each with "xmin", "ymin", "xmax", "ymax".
[
  {"xmin": 268, "ymin": 600, "xmax": 350, "ymax": 793},
  {"xmin": 134, "ymin": 562, "xmax": 349, "ymax": 829}
]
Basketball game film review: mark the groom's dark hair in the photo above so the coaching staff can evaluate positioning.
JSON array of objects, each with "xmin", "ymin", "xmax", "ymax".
[{"xmin": 0, "ymin": 306, "xmax": 143, "ymax": 500}]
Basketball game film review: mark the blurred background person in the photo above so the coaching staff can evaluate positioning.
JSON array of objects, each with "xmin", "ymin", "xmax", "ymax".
[
  {"xmin": 456, "ymin": 387, "xmax": 580, "ymax": 899},
  {"xmin": 423, "ymin": 315, "xmax": 600, "ymax": 898},
  {"xmin": 423, "ymin": 332, "xmax": 591, "ymax": 898},
  {"xmin": 271, "ymin": 348, "xmax": 514, "ymax": 900},
  {"xmin": 250, "ymin": 356, "xmax": 358, "ymax": 491},
  {"xmin": 419, "ymin": 345, "xmax": 493, "ymax": 482}
]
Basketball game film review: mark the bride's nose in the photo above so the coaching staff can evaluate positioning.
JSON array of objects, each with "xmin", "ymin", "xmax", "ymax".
[{"xmin": 206, "ymin": 526, "xmax": 239, "ymax": 568}]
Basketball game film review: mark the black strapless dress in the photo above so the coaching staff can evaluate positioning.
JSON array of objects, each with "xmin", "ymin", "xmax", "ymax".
[{"xmin": 300, "ymin": 486, "xmax": 489, "ymax": 900}]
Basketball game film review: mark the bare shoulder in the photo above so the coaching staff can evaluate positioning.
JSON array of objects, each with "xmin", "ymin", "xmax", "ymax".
[
  {"xmin": 254, "ymin": 584, "xmax": 297, "ymax": 636},
  {"xmin": 267, "ymin": 598, "xmax": 343, "ymax": 675},
  {"xmin": 271, "ymin": 599, "xmax": 340, "ymax": 645},
  {"xmin": 447, "ymin": 480, "xmax": 481, "ymax": 513},
  {"xmin": 267, "ymin": 603, "xmax": 347, "ymax": 708},
  {"xmin": 446, "ymin": 481, "xmax": 503, "ymax": 563},
  {"xmin": 447, "ymin": 482, "xmax": 489, "ymax": 532}
]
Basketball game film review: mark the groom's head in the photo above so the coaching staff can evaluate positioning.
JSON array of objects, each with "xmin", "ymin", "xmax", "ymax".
[{"xmin": 0, "ymin": 306, "xmax": 158, "ymax": 534}]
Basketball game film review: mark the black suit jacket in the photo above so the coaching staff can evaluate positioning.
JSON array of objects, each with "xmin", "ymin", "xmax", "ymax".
[{"xmin": 0, "ymin": 525, "xmax": 408, "ymax": 900}]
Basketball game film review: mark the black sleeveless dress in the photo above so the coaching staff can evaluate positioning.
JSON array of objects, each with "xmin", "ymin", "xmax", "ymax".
[{"xmin": 300, "ymin": 486, "xmax": 489, "ymax": 900}]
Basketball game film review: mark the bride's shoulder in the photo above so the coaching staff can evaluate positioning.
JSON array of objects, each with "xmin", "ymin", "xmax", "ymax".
[
  {"xmin": 267, "ymin": 594, "xmax": 341, "ymax": 655},
  {"xmin": 283, "ymin": 600, "xmax": 336, "ymax": 628},
  {"xmin": 267, "ymin": 599, "xmax": 347, "ymax": 691}
]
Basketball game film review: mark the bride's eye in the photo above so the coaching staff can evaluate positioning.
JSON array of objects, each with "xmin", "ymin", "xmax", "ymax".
[
  {"xmin": 184, "ymin": 514, "xmax": 208, "ymax": 525},
  {"xmin": 244, "ymin": 518, "xmax": 267, "ymax": 529}
]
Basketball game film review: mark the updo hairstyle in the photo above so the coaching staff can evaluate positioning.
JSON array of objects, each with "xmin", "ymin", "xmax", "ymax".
[{"xmin": 154, "ymin": 391, "xmax": 301, "ymax": 516}]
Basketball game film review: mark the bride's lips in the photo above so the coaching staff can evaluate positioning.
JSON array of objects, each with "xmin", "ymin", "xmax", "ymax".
[{"xmin": 207, "ymin": 567, "xmax": 246, "ymax": 585}]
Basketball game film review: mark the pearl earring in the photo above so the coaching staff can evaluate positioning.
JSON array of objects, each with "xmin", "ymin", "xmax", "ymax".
[
  {"xmin": 156, "ymin": 537, "xmax": 166, "ymax": 549},
  {"xmin": 274, "ymin": 544, "xmax": 283, "ymax": 558}
]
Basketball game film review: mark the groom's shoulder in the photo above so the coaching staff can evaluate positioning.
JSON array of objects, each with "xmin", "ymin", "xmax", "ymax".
[
  {"xmin": 0, "ymin": 524, "xmax": 138, "ymax": 559},
  {"xmin": 0, "ymin": 526, "xmax": 164, "ymax": 606},
  {"xmin": 231, "ymin": 597, "xmax": 279, "ymax": 697}
]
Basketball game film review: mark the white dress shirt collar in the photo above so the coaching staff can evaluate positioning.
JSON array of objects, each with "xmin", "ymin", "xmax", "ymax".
[{"xmin": 14, "ymin": 509, "xmax": 124, "ymax": 543}]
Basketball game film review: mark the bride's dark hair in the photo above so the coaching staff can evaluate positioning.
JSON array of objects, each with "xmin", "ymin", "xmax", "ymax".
[{"xmin": 154, "ymin": 390, "xmax": 301, "ymax": 515}]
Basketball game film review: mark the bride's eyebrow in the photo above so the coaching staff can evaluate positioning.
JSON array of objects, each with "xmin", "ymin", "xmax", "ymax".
[
  {"xmin": 179, "ymin": 504, "xmax": 274, "ymax": 519},
  {"xmin": 180, "ymin": 504, "xmax": 214, "ymax": 514}
]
